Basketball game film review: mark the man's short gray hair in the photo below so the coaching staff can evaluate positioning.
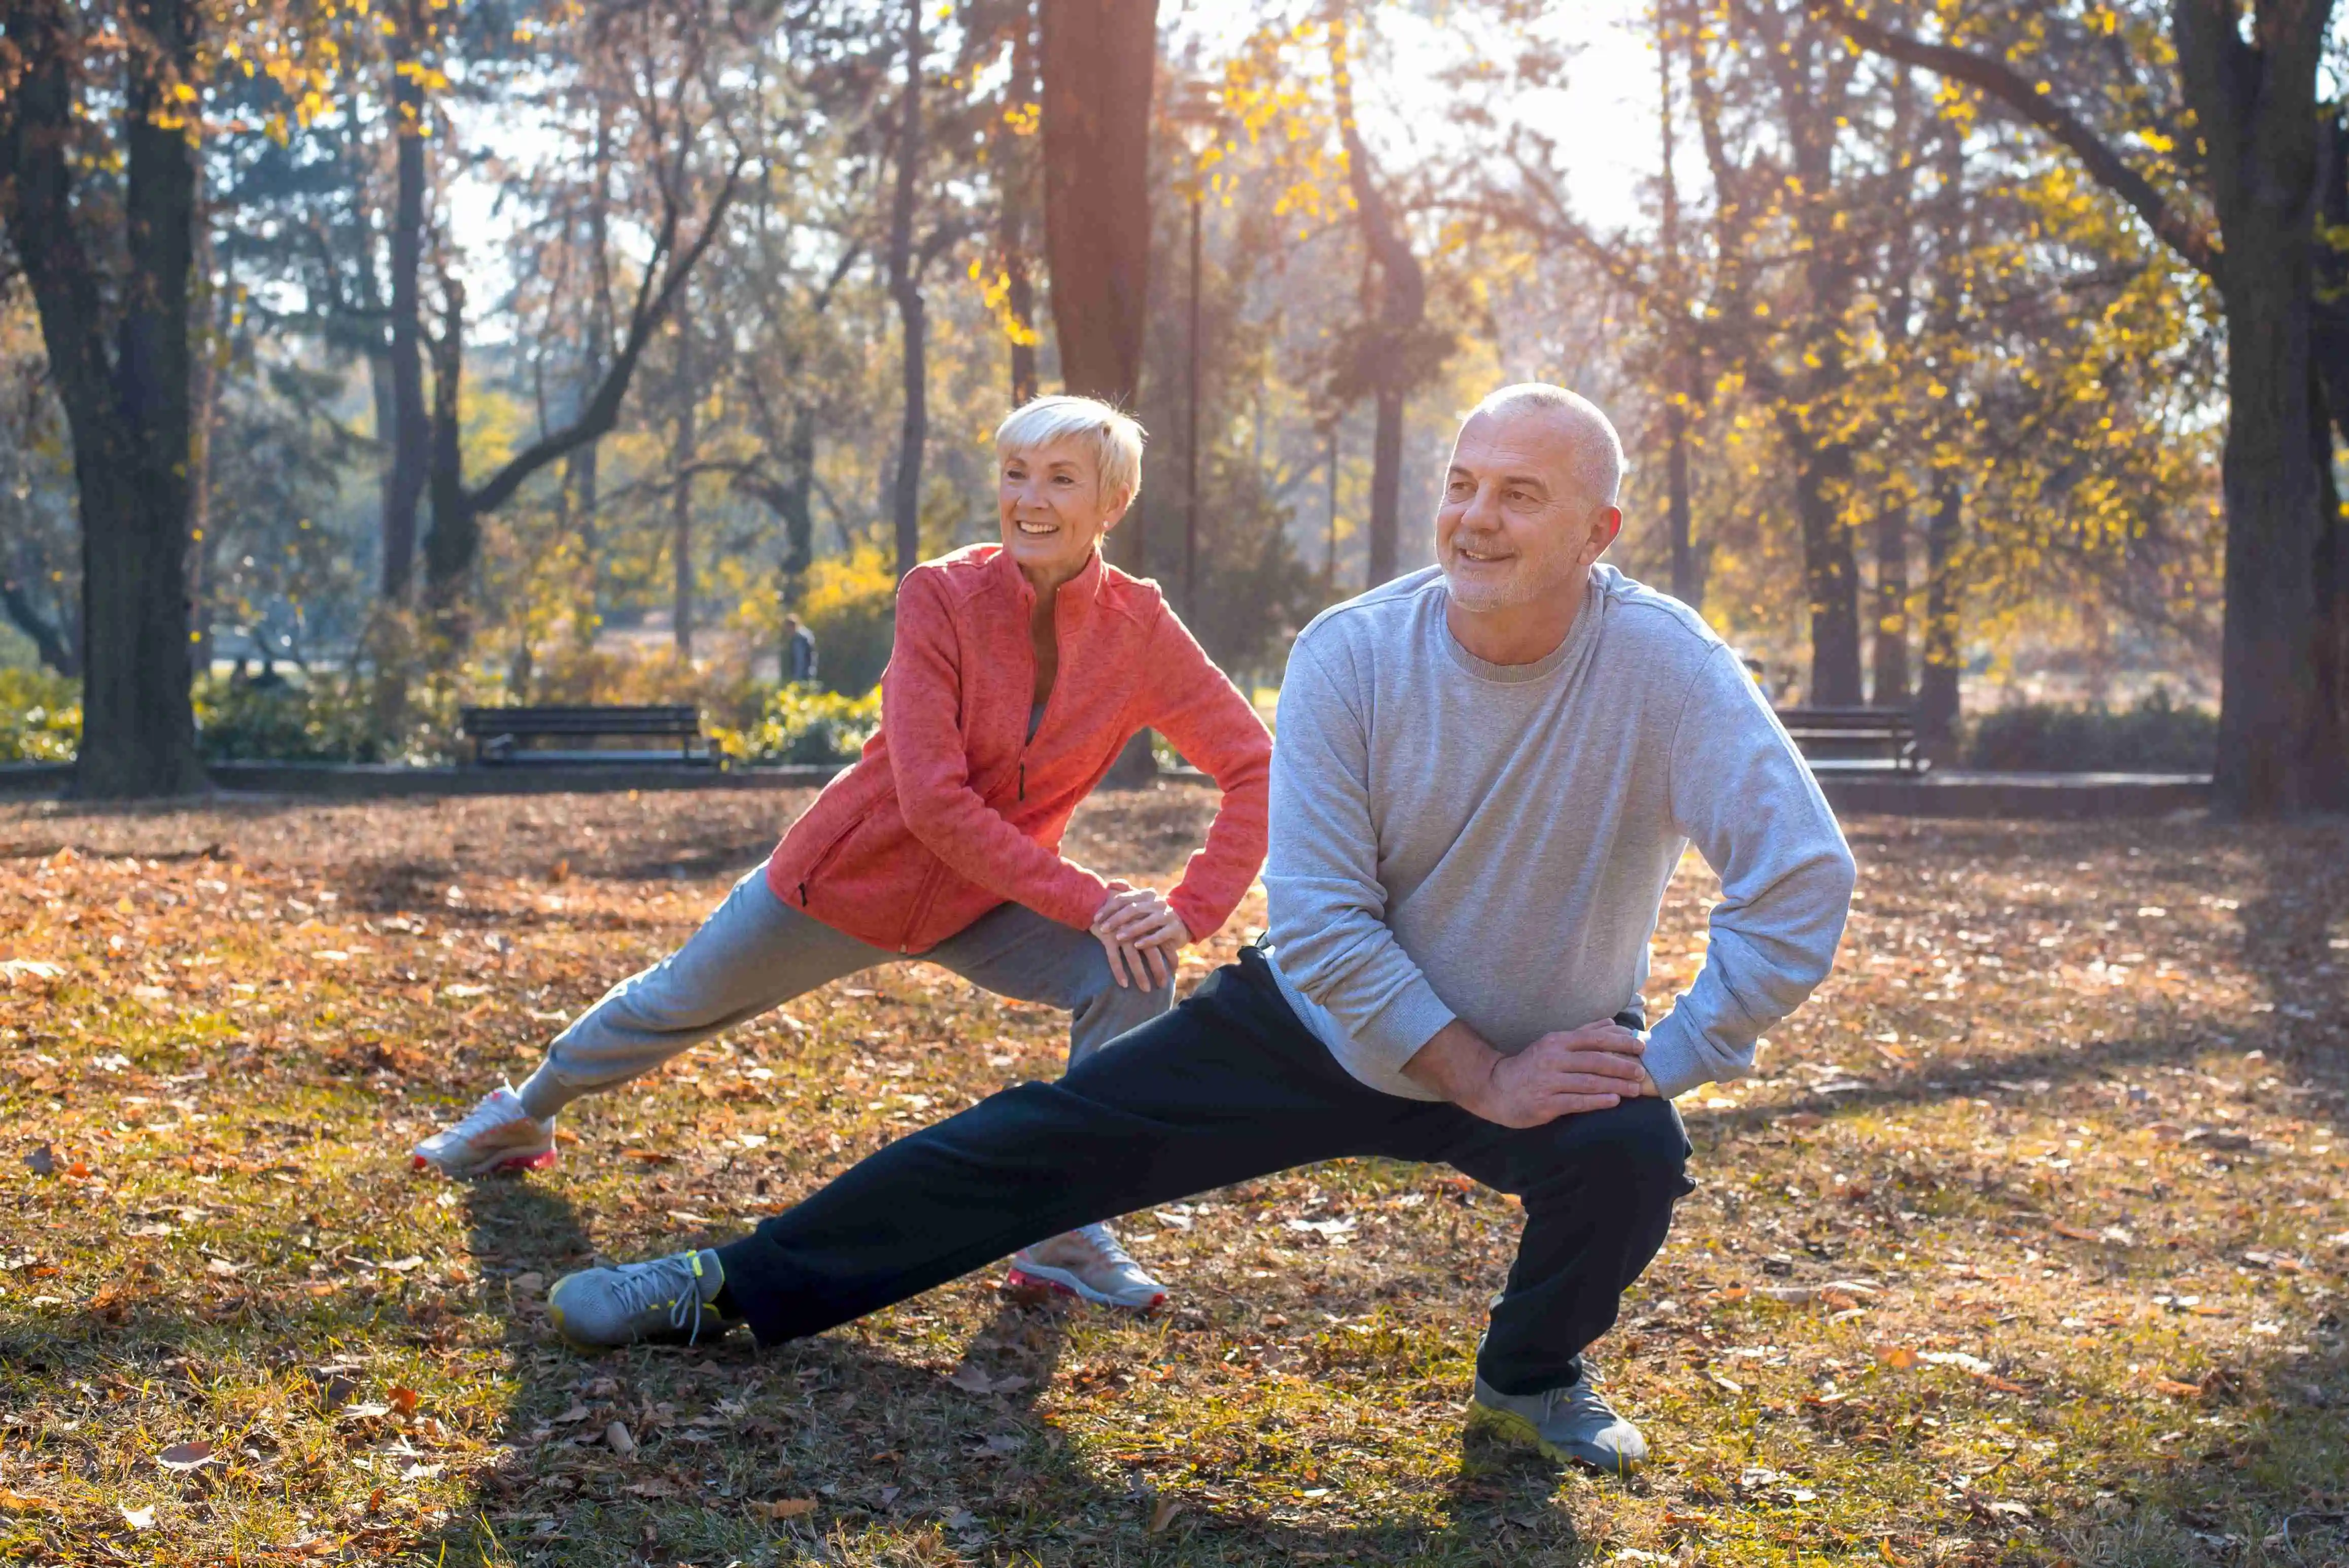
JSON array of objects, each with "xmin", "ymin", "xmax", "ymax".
[
  {"xmin": 1473, "ymin": 383, "xmax": 1625, "ymax": 508},
  {"xmin": 995, "ymin": 395, "xmax": 1148, "ymax": 510}
]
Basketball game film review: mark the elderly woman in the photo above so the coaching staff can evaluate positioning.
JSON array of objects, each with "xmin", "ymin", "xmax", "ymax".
[{"xmin": 413, "ymin": 396, "xmax": 1271, "ymax": 1310}]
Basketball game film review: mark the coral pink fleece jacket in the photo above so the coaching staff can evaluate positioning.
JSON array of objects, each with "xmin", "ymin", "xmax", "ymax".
[{"xmin": 765, "ymin": 544, "xmax": 1272, "ymax": 955}]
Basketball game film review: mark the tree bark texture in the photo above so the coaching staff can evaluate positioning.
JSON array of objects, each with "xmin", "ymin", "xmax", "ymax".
[
  {"xmin": 887, "ymin": 0, "xmax": 928, "ymax": 582},
  {"xmin": 1871, "ymin": 502, "xmax": 1910, "ymax": 706},
  {"xmin": 0, "ymin": 0, "xmax": 206, "ymax": 795},
  {"xmin": 422, "ymin": 278, "xmax": 472, "ymax": 626},
  {"xmin": 1038, "ymin": 0, "xmax": 1157, "ymax": 409},
  {"xmin": 1789, "ymin": 426, "xmax": 1863, "ymax": 705},
  {"xmin": 383, "ymin": 7, "xmax": 431, "ymax": 602},
  {"xmin": 670, "ymin": 308, "xmax": 697, "ymax": 655},
  {"xmin": 1917, "ymin": 472, "xmax": 1962, "ymax": 749}
]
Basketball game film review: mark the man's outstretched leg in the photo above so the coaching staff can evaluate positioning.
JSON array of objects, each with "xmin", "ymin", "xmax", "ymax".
[
  {"xmin": 544, "ymin": 952, "xmax": 1408, "ymax": 1350},
  {"xmin": 921, "ymin": 899, "xmax": 1177, "ymax": 1307}
]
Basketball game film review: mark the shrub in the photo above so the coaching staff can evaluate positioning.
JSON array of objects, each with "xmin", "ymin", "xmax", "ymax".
[
  {"xmin": 194, "ymin": 672, "xmax": 386, "ymax": 762},
  {"xmin": 1963, "ymin": 688, "xmax": 2217, "ymax": 774},
  {"xmin": 0, "ymin": 668, "xmax": 80, "ymax": 762},
  {"xmin": 714, "ymin": 685, "xmax": 883, "ymax": 765},
  {"xmin": 799, "ymin": 543, "xmax": 897, "ymax": 696}
]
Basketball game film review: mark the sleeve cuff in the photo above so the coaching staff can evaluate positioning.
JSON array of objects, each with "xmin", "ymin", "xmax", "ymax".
[
  {"xmin": 1352, "ymin": 982, "xmax": 1460, "ymax": 1076},
  {"xmin": 1169, "ymin": 885, "xmax": 1229, "ymax": 945},
  {"xmin": 1642, "ymin": 1012, "xmax": 1718, "ymax": 1100}
]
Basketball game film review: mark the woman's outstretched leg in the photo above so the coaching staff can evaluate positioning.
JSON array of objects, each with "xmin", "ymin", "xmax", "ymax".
[{"xmin": 411, "ymin": 868, "xmax": 881, "ymax": 1176}]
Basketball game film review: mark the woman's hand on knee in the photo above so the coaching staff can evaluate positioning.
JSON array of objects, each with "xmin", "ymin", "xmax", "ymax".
[{"xmin": 1091, "ymin": 888, "xmax": 1188, "ymax": 990}]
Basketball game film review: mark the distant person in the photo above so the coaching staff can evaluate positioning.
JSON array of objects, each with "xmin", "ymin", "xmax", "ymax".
[
  {"xmin": 784, "ymin": 612, "xmax": 818, "ymax": 686},
  {"xmin": 413, "ymin": 395, "xmax": 1273, "ymax": 1312},
  {"xmin": 535, "ymin": 385, "xmax": 1855, "ymax": 1478}
]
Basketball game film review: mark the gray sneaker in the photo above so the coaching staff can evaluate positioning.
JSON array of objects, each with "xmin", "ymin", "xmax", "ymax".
[
  {"xmin": 1468, "ymin": 1370, "xmax": 1649, "ymax": 1476},
  {"xmin": 546, "ymin": 1249, "xmax": 741, "ymax": 1350}
]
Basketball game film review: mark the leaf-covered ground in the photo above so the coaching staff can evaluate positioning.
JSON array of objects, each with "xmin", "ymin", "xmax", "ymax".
[{"xmin": 1, "ymin": 785, "xmax": 2344, "ymax": 1567}]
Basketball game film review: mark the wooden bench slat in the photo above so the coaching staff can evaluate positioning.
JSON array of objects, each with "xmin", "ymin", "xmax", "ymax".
[
  {"xmin": 1771, "ymin": 705, "xmax": 1930, "ymax": 777},
  {"xmin": 458, "ymin": 705, "xmax": 712, "ymax": 767}
]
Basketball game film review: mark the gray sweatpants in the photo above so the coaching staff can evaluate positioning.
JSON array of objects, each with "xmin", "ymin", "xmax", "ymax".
[{"xmin": 513, "ymin": 868, "xmax": 1174, "ymax": 1119}]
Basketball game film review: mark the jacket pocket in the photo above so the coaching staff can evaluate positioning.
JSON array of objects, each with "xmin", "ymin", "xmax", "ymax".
[{"xmin": 795, "ymin": 809, "xmax": 868, "ymax": 905}]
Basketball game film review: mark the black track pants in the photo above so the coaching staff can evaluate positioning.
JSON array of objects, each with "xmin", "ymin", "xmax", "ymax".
[{"xmin": 718, "ymin": 946, "xmax": 1694, "ymax": 1394}]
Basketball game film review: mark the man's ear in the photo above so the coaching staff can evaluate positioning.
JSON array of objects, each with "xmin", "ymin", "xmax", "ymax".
[{"xmin": 1591, "ymin": 505, "xmax": 1623, "ymax": 558}]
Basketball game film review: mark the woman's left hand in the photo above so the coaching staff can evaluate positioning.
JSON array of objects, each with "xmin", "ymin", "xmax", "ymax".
[{"xmin": 1090, "ymin": 887, "xmax": 1189, "ymax": 989}]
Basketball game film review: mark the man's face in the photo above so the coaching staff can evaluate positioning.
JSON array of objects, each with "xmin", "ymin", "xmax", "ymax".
[{"xmin": 1435, "ymin": 409, "xmax": 1619, "ymax": 613}]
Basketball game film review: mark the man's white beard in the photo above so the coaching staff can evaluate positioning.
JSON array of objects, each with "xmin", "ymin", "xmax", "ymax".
[{"xmin": 1442, "ymin": 541, "xmax": 1540, "ymax": 611}]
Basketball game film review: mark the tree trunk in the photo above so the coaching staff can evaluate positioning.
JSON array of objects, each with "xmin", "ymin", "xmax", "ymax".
[
  {"xmin": 187, "ymin": 215, "xmax": 219, "ymax": 678},
  {"xmin": 1040, "ymin": 0, "xmax": 1158, "ymax": 783},
  {"xmin": 782, "ymin": 405, "xmax": 816, "ymax": 595},
  {"xmin": 1871, "ymin": 501, "xmax": 1910, "ymax": 706},
  {"xmin": 887, "ymin": 0, "xmax": 927, "ymax": 582},
  {"xmin": 1038, "ymin": 0, "xmax": 1157, "ymax": 410},
  {"xmin": 670, "ymin": 310, "xmax": 697, "ymax": 656},
  {"xmin": 383, "ymin": 5, "xmax": 431, "ymax": 603},
  {"xmin": 1786, "ymin": 422, "xmax": 1862, "ymax": 705},
  {"xmin": 2173, "ymin": 0, "xmax": 2340, "ymax": 813},
  {"xmin": 1331, "ymin": 12, "xmax": 1426, "ymax": 589},
  {"xmin": 422, "ymin": 277, "xmax": 474, "ymax": 634},
  {"xmin": 1917, "ymin": 472, "xmax": 1962, "ymax": 749},
  {"xmin": 1367, "ymin": 382, "xmax": 1403, "ymax": 589},
  {"xmin": 2212, "ymin": 236, "xmax": 2338, "ymax": 811},
  {"xmin": 77, "ymin": 0, "xmax": 206, "ymax": 795}
]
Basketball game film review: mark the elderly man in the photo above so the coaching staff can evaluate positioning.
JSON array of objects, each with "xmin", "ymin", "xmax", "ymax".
[{"xmin": 542, "ymin": 385, "xmax": 1855, "ymax": 1475}]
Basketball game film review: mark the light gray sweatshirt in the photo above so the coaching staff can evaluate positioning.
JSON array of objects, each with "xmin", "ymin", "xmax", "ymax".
[{"xmin": 1265, "ymin": 564, "xmax": 1855, "ymax": 1102}]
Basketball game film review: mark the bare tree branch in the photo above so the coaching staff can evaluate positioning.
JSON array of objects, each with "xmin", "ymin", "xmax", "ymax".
[
  {"xmin": 1811, "ymin": 0, "xmax": 2219, "ymax": 277},
  {"xmin": 464, "ymin": 152, "xmax": 747, "ymax": 519}
]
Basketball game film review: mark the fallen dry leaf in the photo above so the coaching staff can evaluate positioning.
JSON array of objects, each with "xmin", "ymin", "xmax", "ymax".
[
  {"xmin": 22, "ymin": 1144, "xmax": 56, "ymax": 1176},
  {"xmin": 604, "ymin": 1420, "xmax": 637, "ymax": 1456},
  {"xmin": 387, "ymin": 1386, "xmax": 420, "ymax": 1417},
  {"xmin": 0, "ymin": 1492, "xmax": 57, "ymax": 1514},
  {"xmin": 748, "ymin": 1497, "xmax": 817, "ymax": 1521},
  {"xmin": 2150, "ymin": 1377, "xmax": 2205, "ymax": 1399},
  {"xmin": 119, "ymin": 1504, "xmax": 156, "ymax": 1531},
  {"xmin": 1148, "ymin": 1495, "xmax": 1185, "ymax": 1534},
  {"xmin": 947, "ymin": 1365, "xmax": 1030, "ymax": 1396}
]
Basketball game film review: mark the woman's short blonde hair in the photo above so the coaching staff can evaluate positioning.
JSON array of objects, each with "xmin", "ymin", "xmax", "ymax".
[{"xmin": 995, "ymin": 395, "xmax": 1147, "ymax": 512}]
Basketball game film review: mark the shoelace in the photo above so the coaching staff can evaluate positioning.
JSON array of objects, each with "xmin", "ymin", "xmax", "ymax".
[
  {"xmin": 1074, "ymin": 1223, "xmax": 1138, "ymax": 1273},
  {"xmin": 607, "ymin": 1256, "xmax": 715, "ymax": 1346},
  {"xmin": 447, "ymin": 1091, "xmax": 531, "ymax": 1143}
]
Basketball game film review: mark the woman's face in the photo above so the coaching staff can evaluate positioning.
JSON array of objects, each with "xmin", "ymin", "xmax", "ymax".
[{"xmin": 998, "ymin": 437, "xmax": 1125, "ymax": 584}]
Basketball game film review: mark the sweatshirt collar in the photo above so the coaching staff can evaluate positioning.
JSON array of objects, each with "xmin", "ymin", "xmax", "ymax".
[{"xmin": 1435, "ymin": 569, "xmax": 1602, "ymax": 686}]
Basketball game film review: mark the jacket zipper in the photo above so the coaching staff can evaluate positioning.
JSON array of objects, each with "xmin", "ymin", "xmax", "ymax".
[{"xmin": 899, "ymin": 859, "xmax": 950, "ymax": 953}]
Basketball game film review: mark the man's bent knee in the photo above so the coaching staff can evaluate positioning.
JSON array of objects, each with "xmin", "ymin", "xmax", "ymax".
[{"xmin": 1548, "ymin": 1097, "xmax": 1691, "ymax": 1193}]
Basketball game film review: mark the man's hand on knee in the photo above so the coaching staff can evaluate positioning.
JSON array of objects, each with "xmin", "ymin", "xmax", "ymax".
[{"xmin": 1404, "ymin": 1019, "xmax": 1654, "ymax": 1128}]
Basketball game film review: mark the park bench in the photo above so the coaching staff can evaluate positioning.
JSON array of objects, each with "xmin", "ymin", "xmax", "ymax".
[
  {"xmin": 1774, "ymin": 706, "xmax": 1931, "ymax": 777},
  {"xmin": 459, "ymin": 705, "xmax": 714, "ymax": 767}
]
